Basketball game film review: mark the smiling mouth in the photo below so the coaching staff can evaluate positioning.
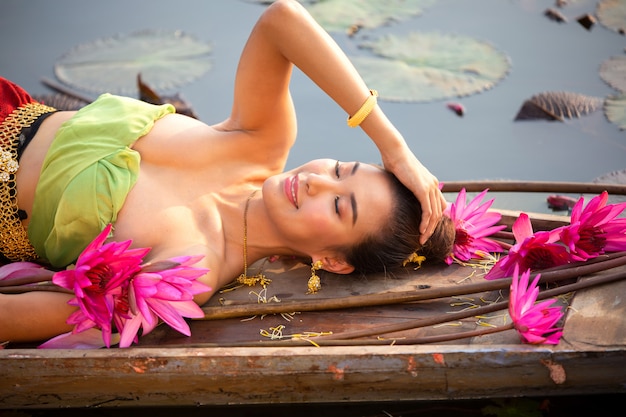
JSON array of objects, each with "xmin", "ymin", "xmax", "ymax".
[{"xmin": 287, "ymin": 175, "xmax": 299, "ymax": 208}]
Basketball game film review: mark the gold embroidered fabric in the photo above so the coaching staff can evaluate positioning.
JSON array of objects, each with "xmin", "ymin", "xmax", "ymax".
[{"xmin": 0, "ymin": 102, "xmax": 56, "ymax": 261}]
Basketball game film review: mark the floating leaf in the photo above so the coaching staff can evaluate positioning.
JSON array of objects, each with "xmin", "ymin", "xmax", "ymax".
[
  {"xmin": 593, "ymin": 170, "xmax": 626, "ymax": 205},
  {"xmin": 350, "ymin": 32, "xmax": 510, "ymax": 102},
  {"xmin": 544, "ymin": 8, "xmax": 568, "ymax": 23},
  {"xmin": 32, "ymin": 94, "xmax": 89, "ymax": 111},
  {"xmin": 514, "ymin": 91, "xmax": 603, "ymax": 121},
  {"xmin": 137, "ymin": 74, "xmax": 199, "ymax": 119},
  {"xmin": 305, "ymin": 0, "xmax": 437, "ymax": 32},
  {"xmin": 55, "ymin": 30, "xmax": 212, "ymax": 95},
  {"xmin": 597, "ymin": 0, "xmax": 626, "ymax": 34},
  {"xmin": 245, "ymin": 0, "xmax": 436, "ymax": 34},
  {"xmin": 576, "ymin": 13, "xmax": 597, "ymax": 31},
  {"xmin": 594, "ymin": 169, "xmax": 626, "ymax": 184},
  {"xmin": 605, "ymin": 94, "xmax": 626, "ymax": 130},
  {"xmin": 600, "ymin": 56, "xmax": 626, "ymax": 93}
]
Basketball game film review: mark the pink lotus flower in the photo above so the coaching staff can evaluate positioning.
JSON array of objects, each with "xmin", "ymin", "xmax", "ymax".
[
  {"xmin": 52, "ymin": 224, "xmax": 150, "ymax": 347},
  {"xmin": 509, "ymin": 266, "xmax": 563, "ymax": 344},
  {"xmin": 38, "ymin": 328, "xmax": 120, "ymax": 349},
  {"xmin": 119, "ymin": 256, "xmax": 210, "ymax": 348},
  {"xmin": 444, "ymin": 188, "xmax": 506, "ymax": 265},
  {"xmin": 0, "ymin": 262, "xmax": 50, "ymax": 282},
  {"xmin": 558, "ymin": 191, "xmax": 626, "ymax": 261},
  {"xmin": 38, "ymin": 225, "xmax": 211, "ymax": 349},
  {"xmin": 485, "ymin": 213, "xmax": 570, "ymax": 280}
]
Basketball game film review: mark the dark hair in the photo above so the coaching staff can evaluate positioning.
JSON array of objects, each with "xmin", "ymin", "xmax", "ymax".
[{"xmin": 334, "ymin": 170, "xmax": 455, "ymax": 275}]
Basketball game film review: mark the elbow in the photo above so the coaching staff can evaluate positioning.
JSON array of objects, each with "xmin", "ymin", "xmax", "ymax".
[
  {"xmin": 261, "ymin": 0, "xmax": 309, "ymax": 31},
  {"xmin": 266, "ymin": 0, "xmax": 302, "ymax": 13}
]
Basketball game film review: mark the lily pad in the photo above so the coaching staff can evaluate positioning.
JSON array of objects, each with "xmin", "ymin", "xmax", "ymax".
[
  {"xmin": 600, "ymin": 56, "xmax": 626, "ymax": 93},
  {"xmin": 593, "ymin": 169, "xmax": 626, "ymax": 205},
  {"xmin": 351, "ymin": 32, "xmax": 510, "ymax": 102},
  {"xmin": 137, "ymin": 74, "xmax": 199, "ymax": 119},
  {"xmin": 514, "ymin": 91, "xmax": 603, "ymax": 121},
  {"xmin": 597, "ymin": 0, "xmax": 626, "ymax": 34},
  {"xmin": 306, "ymin": 0, "xmax": 437, "ymax": 32},
  {"xmin": 32, "ymin": 94, "xmax": 89, "ymax": 111},
  {"xmin": 605, "ymin": 94, "xmax": 626, "ymax": 130},
  {"xmin": 54, "ymin": 29, "xmax": 212, "ymax": 95},
  {"xmin": 244, "ymin": 0, "xmax": 436, "ymax": 32},
  {"xmin": 594, "ymin": 169, "xmax": 626, "ymax": 184}
]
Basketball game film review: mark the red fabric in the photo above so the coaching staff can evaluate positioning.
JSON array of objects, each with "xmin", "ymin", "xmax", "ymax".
[{"xmin": 0, "ymin": 77, "xmax": 36, "ymax": 123}]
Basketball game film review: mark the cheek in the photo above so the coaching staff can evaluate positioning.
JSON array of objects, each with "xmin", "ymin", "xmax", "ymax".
[
  {"xmin": 301, "ymin": 207, "xmax": 335, "ymax": 234},
  {"xmin": 306, "ymin": 210, "xmax": 332, "ymax": 229}
]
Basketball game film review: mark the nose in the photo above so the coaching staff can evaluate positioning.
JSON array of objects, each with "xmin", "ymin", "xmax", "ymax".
[{"xmin": 305, "ymin": 173, "xmax": 336, "ymax": 195}]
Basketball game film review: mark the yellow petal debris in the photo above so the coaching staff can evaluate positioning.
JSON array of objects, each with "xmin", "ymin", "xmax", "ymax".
[
  {"xmin": 403, "ymin": 253, "xmax": 426, "ymax": 268},
  {"xmin": 452, "ymin": 251, "xmax": 500, "ymax": 282},
  {"xmin": 259, "ymin": 325, "xmax": 333, "ymax": 346},
  {"xmin": 239, "ymin": 288, "xmax": 298, "ymax": 322}
]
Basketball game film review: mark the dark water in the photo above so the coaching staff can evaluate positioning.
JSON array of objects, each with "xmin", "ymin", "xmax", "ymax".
[
  {"xmin": 0, "ymin": 394, "xmax": 623, "ymax": 417},
  {"xmin": 1, "ymin": 0, "xmax": 624, "ymax": 414}
]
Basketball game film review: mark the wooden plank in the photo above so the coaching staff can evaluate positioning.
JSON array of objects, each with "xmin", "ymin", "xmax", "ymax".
[
  {"xmin": 561, "ymin": 274, "xmax": 626, "ymax": 349},
  {"xmin": 441, "ymin": 181, "xmax": 626, "ymax": 196},
  {"xmin": 136, "ymin": 261, "xmax": 505, "ymax": 347},
  {"xmin": 493, "ymin": 208, "xmax": 570, "ymax": 231},
  {"xmin": 2, "ymin": 254, "xmax": 625, "ymax": 408},
  {"xmin": 2, "ymin": 261, "xmax": 503, "ymax": 351},
  {"xmin": 1, "ymin": 344, "xmax": 624, "ymax": 408}
]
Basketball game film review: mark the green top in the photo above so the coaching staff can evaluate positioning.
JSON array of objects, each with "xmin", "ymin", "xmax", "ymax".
[{"xmin": 28, "ymin": 93, "xmax": 174, "ymax": 267}]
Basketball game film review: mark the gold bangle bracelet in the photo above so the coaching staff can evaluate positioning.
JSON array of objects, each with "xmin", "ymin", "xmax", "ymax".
[{"xmin": 347, "ymin": 89, "xmax": 378, "ymax": 128}]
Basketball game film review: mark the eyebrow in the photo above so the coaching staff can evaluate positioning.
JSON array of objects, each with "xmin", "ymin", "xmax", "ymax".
[
  {"xmin": 351, "ymin": 161, "xmax": 360, "ymax": 176},
  {"xmin": 350, "ymin": 192, "xmax": 358, "ymax": 226},
  {"xmin": 350, "ymin": 162, "xmax": 360, "ymax": 226}
]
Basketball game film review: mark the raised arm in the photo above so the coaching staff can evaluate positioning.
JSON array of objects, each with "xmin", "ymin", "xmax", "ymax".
[{"xmin": 226, "ymin": 0, "xmax": 446, "ymax": 243}]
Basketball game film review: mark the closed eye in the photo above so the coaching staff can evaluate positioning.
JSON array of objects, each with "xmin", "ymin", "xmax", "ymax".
[
  {"xmin": 335, "ymin": 196, "xmax": 340, "ymax": 215},
  {"xmin": 335, "ymin": 160, "xmax": 340, "ymax": 178}
]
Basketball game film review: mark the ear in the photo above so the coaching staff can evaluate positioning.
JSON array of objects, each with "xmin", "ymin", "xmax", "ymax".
[{"xmin": 320, "ymin": 256, "xmax": 354, "ymax": 275}]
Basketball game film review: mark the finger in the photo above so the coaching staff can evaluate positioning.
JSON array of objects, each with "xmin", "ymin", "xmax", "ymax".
[
  {"xmin": 435, "ymin": 187, "xmax": 445, "ymax": 218},
  {"xmin": 421, "ymin": 188, "xmax": 443, "ymax": 245},
  {"xmin": 419, "ymin": 195, "xmax": 433, "ymax": 244},
  {"xmin": 439, "ymin": 190, "xmax": 448, "ymax": 213}
]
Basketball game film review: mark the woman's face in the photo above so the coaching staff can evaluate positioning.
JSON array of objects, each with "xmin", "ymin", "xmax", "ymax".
[{"xmin": 263, "ymin": 159, "xmax": 394, "ymax": 257}]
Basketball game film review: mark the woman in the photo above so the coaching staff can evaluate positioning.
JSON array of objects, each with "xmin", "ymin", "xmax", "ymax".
[{"xmin": 0, "ymin": 0, "xmax": 451, "ymax": 343}]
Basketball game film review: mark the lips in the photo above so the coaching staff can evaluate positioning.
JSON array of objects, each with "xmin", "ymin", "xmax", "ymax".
[{"xmin": 284, "ymin": 174, "xmax": 299, "ymax": 208}]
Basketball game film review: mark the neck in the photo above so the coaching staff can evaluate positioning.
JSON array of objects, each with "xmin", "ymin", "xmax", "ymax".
[{"xmin": 238, "ymin": 190, "xmax": 301, "ymax": 264}]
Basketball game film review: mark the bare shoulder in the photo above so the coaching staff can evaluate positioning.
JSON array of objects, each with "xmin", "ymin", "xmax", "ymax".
[
  {"xmin": 132, "ymin": 114, "xmax": 245, "ymax": 167},
  {"xmin": 134, "ymin": 113, "xmax": 291, "ymax": 172}
]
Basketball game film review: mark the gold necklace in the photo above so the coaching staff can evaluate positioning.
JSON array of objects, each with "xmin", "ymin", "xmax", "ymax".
[{"xmin": 236, "ymin": 189, "xmax": 271, "ymax": 287}]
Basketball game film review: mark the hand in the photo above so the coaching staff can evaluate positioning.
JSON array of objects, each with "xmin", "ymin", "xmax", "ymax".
[{"xmin": 382, "ymin": 148, "xmax": 447, "ymax": 245}]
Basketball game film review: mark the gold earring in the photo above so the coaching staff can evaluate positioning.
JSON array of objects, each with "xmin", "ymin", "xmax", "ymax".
[{"xmin": 307, "ymin": 260, "xmax": 323, "ymax": 294}]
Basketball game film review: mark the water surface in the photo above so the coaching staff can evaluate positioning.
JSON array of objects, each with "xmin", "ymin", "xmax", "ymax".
[{"xmin": 2, "ymin": 0, "xmax": 624, "ymax": 214}]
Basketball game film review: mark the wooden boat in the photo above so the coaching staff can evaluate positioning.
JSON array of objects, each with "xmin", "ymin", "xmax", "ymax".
[{"xmin": 1, "ymin": 181, "xmax": 625, "ymax": 409}]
